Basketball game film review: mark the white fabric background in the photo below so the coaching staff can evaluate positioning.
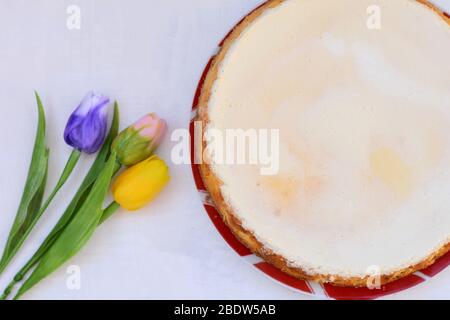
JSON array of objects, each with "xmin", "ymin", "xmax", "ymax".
[{"xmin": 0, "ymin": 0, "xmax": 448, "ymax": 300}]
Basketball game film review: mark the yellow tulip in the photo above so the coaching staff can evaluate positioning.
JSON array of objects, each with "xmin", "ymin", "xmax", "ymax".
[{"xmin": 112, "ymin": 156, "xmax": 170, "ymax": 211}]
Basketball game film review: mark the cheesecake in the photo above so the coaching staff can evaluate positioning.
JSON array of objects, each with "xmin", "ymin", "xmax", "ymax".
[{"xmin": 197, "ymin": 0, "xmax": 450, "ymax": 286}]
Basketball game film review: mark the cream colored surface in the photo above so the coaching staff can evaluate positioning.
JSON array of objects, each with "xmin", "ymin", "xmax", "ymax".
[{"xmin": 207, "ymin": 0, "xmax": 450, "ymax": 277}]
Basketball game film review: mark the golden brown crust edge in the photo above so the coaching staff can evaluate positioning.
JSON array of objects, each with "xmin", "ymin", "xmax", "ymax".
[{"xmin": 197, "ymin": 0, "xmax": 450, "ymax": 287}]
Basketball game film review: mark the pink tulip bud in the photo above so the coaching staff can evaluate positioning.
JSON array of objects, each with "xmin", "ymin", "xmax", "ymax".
[{"xmin": 112, "ymin": 113, "xmax": 167, "ymax": 166}]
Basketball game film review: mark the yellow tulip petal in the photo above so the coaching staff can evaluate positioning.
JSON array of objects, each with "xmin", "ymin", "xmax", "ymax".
[{"xmin": 112, "ymin": 156, "xmax": 170, "ymax": 211}]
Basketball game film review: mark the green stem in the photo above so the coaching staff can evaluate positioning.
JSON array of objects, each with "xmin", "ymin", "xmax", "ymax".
[
  {"xmin": 97, "ymin": 162, "xmax": 122, "ymax": 226},
  {"xmin": 98, "ymin": 162, "xmax": 122, "ymax": 225},
  {"xmin": 38, "ymin": 149, "xmax": 82, "ymax": 218},
  {"xmin": 0, "ymin": 283, "xmax": 13, "ymax": 300},
  {"xmin": 99, "ymin": 202, "xmax": 121, "ymax": 225}
]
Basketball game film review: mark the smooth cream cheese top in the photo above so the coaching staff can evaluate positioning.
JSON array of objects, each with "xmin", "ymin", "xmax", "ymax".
[{"xmin": 206, "ymin": 0, "xmax": 450, "ymax": 277}]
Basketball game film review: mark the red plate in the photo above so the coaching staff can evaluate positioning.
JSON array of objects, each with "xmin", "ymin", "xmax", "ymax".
[{"xmin": 190, "ymin": 1, "xmax": 450, "ymax": 300}]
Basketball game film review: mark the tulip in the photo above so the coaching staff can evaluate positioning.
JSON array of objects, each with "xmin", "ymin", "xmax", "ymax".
[
  {"xmin": 0, "ymin": 91, "xmax": 112, "ymax": 278},
  {"xmin": 111, "ymin": 156, "xmax": 170, "ymax": 211},
  {"xmin": 10, "ymin": 92, "xmax": 110, "ymax": 259},
  {"xmin": 64, "ymin": 91, "xmax": 110, "ymax": 154},
  {"xmin": 112, "ymin": 113, "xmax": 167, "ymax": 166},
  {"xmin": 32, "ymin": 92, "xmax": 110, "ymax": 230}
]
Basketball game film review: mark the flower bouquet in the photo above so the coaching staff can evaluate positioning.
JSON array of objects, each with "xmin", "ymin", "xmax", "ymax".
[{"xmin": 0, "ymin": 92, "xmax": 170, "ymax": 299}]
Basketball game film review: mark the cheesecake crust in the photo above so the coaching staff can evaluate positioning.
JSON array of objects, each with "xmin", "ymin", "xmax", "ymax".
[{"xmin": 197, "ymin": 0, "xmax": 450, "ymax": 287}]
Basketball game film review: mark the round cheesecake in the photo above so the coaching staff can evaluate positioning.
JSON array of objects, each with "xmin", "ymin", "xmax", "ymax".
[{"xmin": 198, "ymin": 0, "xmax": 450, "ymax": 286}]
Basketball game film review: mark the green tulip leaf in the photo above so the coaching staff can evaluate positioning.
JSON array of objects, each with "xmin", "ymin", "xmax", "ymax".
[
  {"xmin": 14, "ymin": 151, "xmax": 118, "ymax": 299},
  {"xmin": 0, "ymin": 92, "xmax": 49, "ymax": 274},
  {"xmin": 0, "ymin": 102, "xmax": 120, "ymax": 300}
]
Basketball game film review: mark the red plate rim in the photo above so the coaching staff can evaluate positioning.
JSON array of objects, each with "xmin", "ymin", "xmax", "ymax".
[{"xmin": 189, "ymin": 1, "xmax": 450, "ymax": 300}]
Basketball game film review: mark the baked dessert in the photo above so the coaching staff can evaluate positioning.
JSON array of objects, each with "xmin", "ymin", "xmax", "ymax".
[{"xmin": 197, "ymin": 0, "xmax": 450, "ymax": 287}]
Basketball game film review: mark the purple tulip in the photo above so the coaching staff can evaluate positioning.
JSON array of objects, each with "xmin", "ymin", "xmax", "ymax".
[{"xmin": 64, "ymin": 91, "xmax": 110, "ymax": 154}]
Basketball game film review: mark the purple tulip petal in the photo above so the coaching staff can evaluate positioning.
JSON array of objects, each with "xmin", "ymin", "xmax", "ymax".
[{"xmin": 64, "ymin": 92, "xmax": 110, "ymax": 154}]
